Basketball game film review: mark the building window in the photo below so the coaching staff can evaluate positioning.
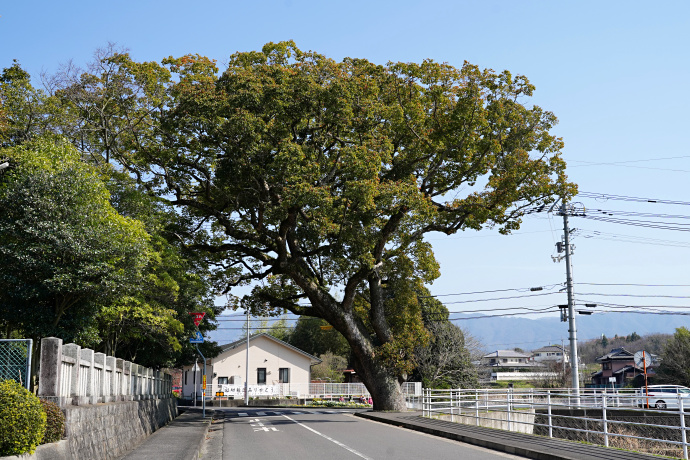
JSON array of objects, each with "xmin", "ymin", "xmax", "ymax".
[
  {"xmin": 279, "ymin": 368, "xmax": 290, "ymax": 383},
  {"xmin": 257, "ymin": 368, "xmax": 266, "ymax": 385},
  {"xmin": 217, "ymin": 377, "xmax": 229, "ymax": 385},
  {"xmin": 603, "ymin": 362, "xmax": 612, "ymax": 370}
]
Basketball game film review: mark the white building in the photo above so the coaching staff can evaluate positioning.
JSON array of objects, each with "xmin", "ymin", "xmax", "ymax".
[
  {"xmin": 531, "ymin": 345, "xmax": 569, "ymax": 364},
  {"xmin": 181, "ymin": 333, "xmax": 321, "ymax": 399}
]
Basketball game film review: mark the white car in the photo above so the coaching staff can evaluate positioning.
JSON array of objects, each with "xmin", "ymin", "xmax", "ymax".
[{"xmin": 639, "ymin": 385, "xmax": 690, "ymax": 409}]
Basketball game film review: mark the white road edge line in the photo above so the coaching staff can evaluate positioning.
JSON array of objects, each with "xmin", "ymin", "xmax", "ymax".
[{"xmin": 281, "ymin": 415, "xmax": 372, "ymax": 460}]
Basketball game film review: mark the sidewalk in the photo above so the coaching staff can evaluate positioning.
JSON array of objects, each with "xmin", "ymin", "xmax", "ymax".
[
  {"xmin": 118, "ymin": 408, "xmax": 212, "ymax": 460},
  {"xmin": 356, "ymin": 411, "xmax": 662, "ymax": 460}
]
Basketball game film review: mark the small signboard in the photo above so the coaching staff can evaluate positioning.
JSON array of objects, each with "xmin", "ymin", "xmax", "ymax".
[
  {"xmin": 189, "ymin": 312, "xmax": 206, "ymax": 327},
  {"xmin": 189, "ymin": 331, "xmax": 204, "ymax": 343}
]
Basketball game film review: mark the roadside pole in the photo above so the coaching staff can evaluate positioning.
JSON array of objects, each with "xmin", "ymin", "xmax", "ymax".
[
  {"xmin": 189, "ymin": 312, "xmax": 207, "ymax": 417},
  {"xmin": 196, "ymin": 344, "xmax": 206, "ymax": 418},
  {"xmin": 245, "ymin": 308, "xmax": 249, "ymax": 405}
]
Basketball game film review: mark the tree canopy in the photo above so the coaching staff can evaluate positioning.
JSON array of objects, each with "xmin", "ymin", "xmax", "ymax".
[
  {"xmin": 3, "ymin": 42, "xmax": 575, "ymax": 407},
  {"xmin": 657, "ymin": 327, "xmax": 690, "ymax": 387},
  {"xmin": 0, "ymin": 139, "xmax": 150, "ymax": 338}
]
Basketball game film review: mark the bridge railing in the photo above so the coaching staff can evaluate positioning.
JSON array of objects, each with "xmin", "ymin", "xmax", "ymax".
[{"xmin": 423, "ymin": 387, "xmax": 689, "ymax": 459}]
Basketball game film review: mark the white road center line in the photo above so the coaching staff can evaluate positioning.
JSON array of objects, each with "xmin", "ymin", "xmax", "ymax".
[{"xmin": 282, "ymin": 415, "xmax": 372, "ymax": 460}]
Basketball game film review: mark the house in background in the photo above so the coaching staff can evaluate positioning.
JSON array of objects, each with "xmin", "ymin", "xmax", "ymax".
[
  {"xmin": 181, "ymin": 333, "xmax": 321, "ymax": 399},
  {"xmin": 482, "ymin": 350, "xmax": 535, "ymax": 370},
  {"xmin": 480, "ymin": 349, "xmax": 561, "ymax": 383},
  {"xmin": 532, "ymin": 345, "xmax": 569, "ymax": 365},
  {"xmin": 590, "ymin": 347, "xmax": 655, "ymax": 387}
]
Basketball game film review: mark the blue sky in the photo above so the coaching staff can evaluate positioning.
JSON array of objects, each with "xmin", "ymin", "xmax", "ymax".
[{"xmin": 2, "ymin": 1, "xmax": 689, "ymax": 347}]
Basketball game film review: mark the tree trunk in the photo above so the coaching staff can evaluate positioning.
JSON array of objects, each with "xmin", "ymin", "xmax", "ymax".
[
  {"xmin": 346, "ymin": 336, "xmax": 407, "ymax": 411},
  {"xmin": 354, "ymin": 356, "xmax": 406, "ymax": 411}
]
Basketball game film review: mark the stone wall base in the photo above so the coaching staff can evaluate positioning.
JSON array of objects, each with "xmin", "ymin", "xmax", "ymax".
[{"xmin": 0, "ymin": 398, "xmax": 177, "ymax": 460}]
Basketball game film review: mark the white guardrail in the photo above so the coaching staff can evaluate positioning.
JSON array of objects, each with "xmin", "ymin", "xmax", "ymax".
[
  {"xmin": 194, "ymin": 381, "xmax": 423, "ymax": 401},
  {"xmin": 423, "ymin": 388, "xmax": 690, "ymax": 459}
]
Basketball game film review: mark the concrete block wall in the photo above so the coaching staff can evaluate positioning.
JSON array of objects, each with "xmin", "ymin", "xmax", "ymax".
[
  {"xmin": 63, "ymin": 398, "xmax": 177, "ymax": 460},
  {"xmin": 0, "ymin": 399, "xmax": 177, "ymax": 460}
]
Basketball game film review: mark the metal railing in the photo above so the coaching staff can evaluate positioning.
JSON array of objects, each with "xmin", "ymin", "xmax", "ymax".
[
  {"xmin": 204, "ymin": 381, "xmax": 422, "ymax": 402},
  {"xmin": 423, "ymin": 388, "xmax": 690, "ymax": 459}
]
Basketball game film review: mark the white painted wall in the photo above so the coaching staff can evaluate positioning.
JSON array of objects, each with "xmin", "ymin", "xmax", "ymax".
[{"xmin": 181, "ymin": 335, "xmax": 315, "ymax": 398}]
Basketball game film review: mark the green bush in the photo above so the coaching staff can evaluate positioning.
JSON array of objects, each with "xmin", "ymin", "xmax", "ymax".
[
  {"xmin": 0, "ymin": 380, "xmax": 47, "ymax": 456},
  {"xmin": 40, "ymin": 399, "xmax": 65, "ymax": 444}
]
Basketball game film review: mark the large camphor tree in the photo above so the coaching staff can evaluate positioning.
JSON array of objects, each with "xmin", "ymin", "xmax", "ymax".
[{"xmin": 51, "ymin": 42, "xmax": 575, "ymax": 409}]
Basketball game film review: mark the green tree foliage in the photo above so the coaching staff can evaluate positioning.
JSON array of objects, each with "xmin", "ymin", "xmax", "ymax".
[
  {"xmin": 90, "ymin": 171, "xmax": 222, "ymax": 367},
  {"xmin": 287, "ymin": 316, "xmax": 349, "ymax": 358},
  {"xmin": 33, "ymin": 42, "xmax": 575, "ymax": 409},
  {"xmin": 601, "ymin": 335, "xmax": 609, "ymax": 348},
  {"xmin": 627, "ymin": 332, "xmax": 641, "ymax": 343},
  {"xmin": 412, "ymin": 320, "xmax": 477, "ymax": 389},
  {"xmin": 39, "ymin": 399, "xmax": 64, "ymax": 444},
  {"xmin": 0, "ymin": 380, "xmax": 46, "ymax": 455},
  {"xmin": 0, "ymin": 139, "xmax": 150, "ymax": 339},
  {"xmin": 657, "ymin": 327, "xmax": 690, "ymax": 387},
  {"xmin": 47, "ymin": 44, "xmax": 171, "ymax": 166},
  {"xmin": 0, "ymin": 59, "xmax": 223, "ymax": 367},
  {"xmin": 311, "ymin": 352, "xmax": 348, "ymax": 383},
  {"xmin": 0, "ymin": 61, "xmax": 54, "ymax": 147},
  {"xmin": 578, "ymin": 332, "xmax": 669, "ymax": 365},
  {"xmin": 413, "ymin": 289, "xmax": 477, "ymax": 389}
]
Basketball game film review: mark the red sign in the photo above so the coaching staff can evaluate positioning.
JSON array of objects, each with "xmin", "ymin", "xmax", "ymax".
[{"xmin": 189, "ymin": 312, "xmax": 206, "ymax": 326}]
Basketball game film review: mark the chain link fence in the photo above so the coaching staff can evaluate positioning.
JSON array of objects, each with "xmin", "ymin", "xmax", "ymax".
[{"xmin": 0, "ymin": 339, "xmax": 33, "ymax": 389}]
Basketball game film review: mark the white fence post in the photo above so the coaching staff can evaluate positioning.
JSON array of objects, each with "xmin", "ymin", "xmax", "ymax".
[
  {"xmin": 547, "ymin": 390, "xmax": 553, "ymax": 438},
  {"xmin": 507, "ymin": 388, "xmax": 512, "ymax": 432},
  {"xmin": 602, "ymin": 394, "xmax": 609, "ymax": 447},
  {"xmin": 450, "ymin": 390, "xmax": 455, "ymax": 422},
  {"xmin": 680, "ymin": 395, "xmax": 688, "ymax": 460},
  {"xmin": 475, "ymin": 389, "xmax": 480, "ymax": 426}
]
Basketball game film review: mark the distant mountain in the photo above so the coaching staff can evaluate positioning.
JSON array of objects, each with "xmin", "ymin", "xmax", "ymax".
[{"xmin": 456, "ymin": 313, "xmax": 689, "ymax": 353}]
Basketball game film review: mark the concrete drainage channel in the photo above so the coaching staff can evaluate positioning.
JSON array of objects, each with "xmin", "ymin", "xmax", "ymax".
[{"xmin": 199, "ymin": 411, "xmax": 225, "ymax": 459}]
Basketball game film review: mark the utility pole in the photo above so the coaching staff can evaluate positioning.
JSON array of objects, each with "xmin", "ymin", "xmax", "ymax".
[
  {"xmin": 196, "ymin": 345, "xmax": 206, "ymax": 418},
  {"xmin": 244, "ymin": 308, "xmax": 250, "ymax": 405},
  {"xmin": 559, "ymin": 200, "xmax": 581, "ymax": 397}
]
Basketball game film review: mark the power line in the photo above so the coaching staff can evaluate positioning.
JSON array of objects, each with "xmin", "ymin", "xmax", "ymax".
[
  {"xmin": 423, "ymin": 283, "xmax": 562, "ymax": 297},
  {"xmin": 442, "ymin": 291, "xmax": 561, "ymax": 305},
  {"xmin": 576, "ymin": 282, "xmax": 690, "ymax": 287},
  {"xmin": 576, "ymin": 192, "xmax": 690, "ymax": 206},
  {"xmin": 569, "ymin": 154, "xmax": 690, "ymax": 165}
]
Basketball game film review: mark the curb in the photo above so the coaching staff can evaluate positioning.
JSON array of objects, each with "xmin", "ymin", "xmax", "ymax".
[
  {"xmin": 178, "ymin": 408, "xmax": 215, "ymax": 460},
  {"xmin": 355, "ymin": 412, "xmax": 659, "ymax": 460},
  {"xmin": 355, "ymin": 412, "xmax": 562, "ymax": 460}
]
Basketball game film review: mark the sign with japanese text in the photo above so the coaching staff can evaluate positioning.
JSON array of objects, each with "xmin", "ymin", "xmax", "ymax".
[{"xmin": 221, "ymin": 384, "xmax": 279, "ymax": 397}]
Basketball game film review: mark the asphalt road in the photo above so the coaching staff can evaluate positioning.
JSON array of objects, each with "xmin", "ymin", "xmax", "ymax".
[{"xmin": 200, "ymin": 408, "xmax": 527, "ymax": 460}]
